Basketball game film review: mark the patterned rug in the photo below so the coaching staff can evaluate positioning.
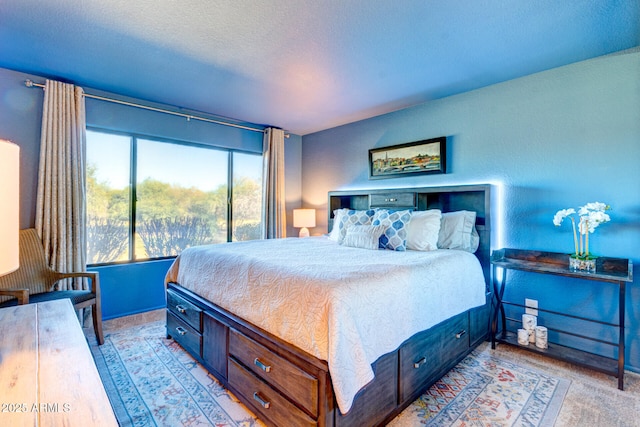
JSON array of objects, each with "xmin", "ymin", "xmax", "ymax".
[
  {"xmin": 389, "ymin": 349, "xmax": 570, "ymax": 426},
  {"xmin": 89, "ymin": 321, "xmax": 569, "ymax": 426}
]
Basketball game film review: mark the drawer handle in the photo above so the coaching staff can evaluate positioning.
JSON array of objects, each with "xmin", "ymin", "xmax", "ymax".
[
  {"xmin": 175, "ymin": 326, "xmax": 187, "ymax": 336},
  {"xmin": 385, "ymin": 198, "xmax": 397, "ymax": 202},
  {"xmin": 413, "ymin": 356, "xmax": 427, "ymax": 369},
  {"xmin": 456, "ymin": 330, "xmax": 467, "ymax": 339},
  {"xmin": 253, "ymin": 392, "xmax": 271, "ymax": 409},
  {"xmin": 175, "ymin": 304, "xmax": 187, "ymax": 314},
  {"xmin": 254, "ymin": 358, "xmax": 272, "ymax": 373}
]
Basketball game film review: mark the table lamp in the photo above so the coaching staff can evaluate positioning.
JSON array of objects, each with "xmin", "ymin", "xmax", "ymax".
[
  {"xmin": 0, "ymin": 139, "xmax": 19, "ymax": 276},
  {"xmin": 293, "ymin": 209, "xmax": 316, "ymax": 238}
]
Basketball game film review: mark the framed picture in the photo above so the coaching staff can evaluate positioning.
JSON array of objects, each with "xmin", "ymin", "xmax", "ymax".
[{"xmin": 369, "ymin": 136, "xmax": 446, "ymax": 179}]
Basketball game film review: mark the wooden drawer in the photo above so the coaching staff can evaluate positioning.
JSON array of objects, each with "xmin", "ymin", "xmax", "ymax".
[
  {"xmin": 167, "ymin": 288, "xmax": 202, "ymax": 331},
  {"xmin": 399, "ymin": 312, "xmax": 469, "ymax": 402},
  {"xmin": 369, "ymin": 192, "xmax": 416, "ymax": 209},
  {"xmin": 439, "ymin": 311, "xmax": 470, "ymax": 361},
  {"xmin": 229, "ymin": 329, "xmax": 318, "ymax": 418},
  {"xmin": 229, "ymin": 358, "xmax": 316, "ymax": 427},
  {"xmin": 167, "ymin": 311, "xmax": 202, "ymax": 358}
]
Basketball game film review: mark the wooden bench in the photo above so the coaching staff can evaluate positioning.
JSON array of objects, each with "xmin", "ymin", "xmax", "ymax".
[{"xmin": 0, "ymin": 299, "xmax": 117, "ymax": 426}]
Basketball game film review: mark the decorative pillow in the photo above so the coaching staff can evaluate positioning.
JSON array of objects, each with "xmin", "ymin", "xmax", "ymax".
[
  {"xmin": 329, "ymin": 209, "xmax": 376, "ymax": 243},
  {"xmin": 372, "ymin": 209, "xmax": 412, "ymax": 251},
  {"xmin": 341, "ymin": 224, "xmax": 387, "ymax": 250},
  {"xmin": 328, "ymin": 208, "xmax": 348, "ymax": 241},
  {"xmin": 437, "ymin": 210, "xmax": 480, "ymax": 253},
  {"xmin": 406, "ymin": 209, "xmax": 442, "ymax": 251}
]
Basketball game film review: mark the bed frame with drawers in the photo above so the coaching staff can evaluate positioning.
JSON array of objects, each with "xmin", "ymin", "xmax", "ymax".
[{"xmin": 166, "ymin": 184, "xmax": 492, "ymax": 427}]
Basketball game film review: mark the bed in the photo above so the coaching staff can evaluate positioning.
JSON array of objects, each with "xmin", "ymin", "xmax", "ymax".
[{"xmin": 165, "ymin": 184, "xmax": 492, "ymax": 427}]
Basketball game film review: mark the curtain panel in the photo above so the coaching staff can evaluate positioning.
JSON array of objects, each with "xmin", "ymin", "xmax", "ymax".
[
  {"xmin": 35, "ymin": 79, "xmax": 88, "ymax": 290},
  {"xmin": 261, "ymin": 127, "xmax": 287, "ymax": 239}
]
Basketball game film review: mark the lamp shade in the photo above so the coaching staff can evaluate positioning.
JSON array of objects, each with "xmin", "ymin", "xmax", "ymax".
[
  {"xmin": 0, "ymin": 140, "xmax": 19, "ymax": 276},
  {"xmin": 293, "ymin": 209, "xmax": 316, "ymax": 228}
]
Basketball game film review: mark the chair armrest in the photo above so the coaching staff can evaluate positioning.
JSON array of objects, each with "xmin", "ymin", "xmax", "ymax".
[
  {"xmin": 0, "ymin": 288, "xmax": 30, "ymax": 304},
  {"xmin": 52, "ymin": 271, "xmax": 100, "ymax": 294}
]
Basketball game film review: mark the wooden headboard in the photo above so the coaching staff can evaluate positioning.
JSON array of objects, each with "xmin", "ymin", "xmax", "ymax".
[{"xmin": 327, "ymin": 184, "xmax": 492, "ymax": 290}]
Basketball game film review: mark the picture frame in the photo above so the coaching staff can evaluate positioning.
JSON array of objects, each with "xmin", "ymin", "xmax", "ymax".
[{"xmin": 369, "ymin": 136, "xmax": 446, "ymax": 179}]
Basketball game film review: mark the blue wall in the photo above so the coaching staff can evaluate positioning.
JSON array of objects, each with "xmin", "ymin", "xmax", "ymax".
[
  {"xmin": 88, "ymin": 259, "xmax": 172, "ymax": 319},
  {"xmin": 85, "ymin": 88, "xmax": 265, "ymax": 153},
  {"xmin": 0, "ymin": 67, "xmax": 303, "ymax": 320},
  {"xmin": 0, "ymin": 68, "xmax": 43, "ymax": 229},
  {"xmin": 301, "ymin": 50, "xmax": 640, "ymax": 372}
]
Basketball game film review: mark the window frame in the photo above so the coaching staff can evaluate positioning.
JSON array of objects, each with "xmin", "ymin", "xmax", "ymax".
[{"xmin": 86, "ymin": 127, "xmax": 263, "ymax": 266}]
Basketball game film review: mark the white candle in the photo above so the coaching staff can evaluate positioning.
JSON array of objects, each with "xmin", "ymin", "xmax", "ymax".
[
  {"xmin": 522, "ymin": 314, "xmax": 537, "ymax": 329},
  {"xmin": 535, "ymin": 326, "xmax": 548, "ymax": 349},
  {"xmin": 517, "ymin": 328, "xmax": 529, "ymax": 345},
  {"xmin": 522, "ymin": 314, "xmax": 537, "ymax": 342}
]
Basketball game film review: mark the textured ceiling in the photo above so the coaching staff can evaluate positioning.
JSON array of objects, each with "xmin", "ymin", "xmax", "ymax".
[{"xmin": 1, "ymin": 1, "xmax": 639, "ymax": 135}]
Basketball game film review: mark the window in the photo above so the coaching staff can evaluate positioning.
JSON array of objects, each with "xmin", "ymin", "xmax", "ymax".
[
  {"xmin": 86, "ymin": 131, "xmax": 131, "ymax": 264},
  {"xmin": 86, "ymin": 130, "xmax": 263, "ymax": 264},
  {"xmin": 232, "ymin": 152, "xmax": 263, "ymax": 241},
  {"xmin": 134, "ymin": 139, "xmax": 229, "ymax": 259}
]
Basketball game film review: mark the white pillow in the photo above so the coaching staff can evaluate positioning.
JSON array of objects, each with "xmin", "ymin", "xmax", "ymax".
[
  {"xmin": 406, "ymin": 209, "xmax": 442, "ymax": 251},
  {"xmin": 341, "ymin": 224, "xmax": 387, "ymax": 250},
  {"xmin": 437, "ymin": 210, "xmax": 480, "ymax": 253}
]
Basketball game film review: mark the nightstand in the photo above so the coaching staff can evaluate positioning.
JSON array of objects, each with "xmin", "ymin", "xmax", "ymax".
[{"xmin": 490, "ymin": 248, "xmax": 633, "ymax": 390}]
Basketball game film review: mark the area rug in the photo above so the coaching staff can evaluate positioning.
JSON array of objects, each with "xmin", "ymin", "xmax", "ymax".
[
  {"xmin": 90, "ymin": 321, "xmax": 264, "ymax": 427},
  {"xmin": 89, "ymin": 321, "xmax": 569, "ymax": 427},
  {"xmin": 388, "ymin": 348, "xmax": 570, "ymax": 427}
]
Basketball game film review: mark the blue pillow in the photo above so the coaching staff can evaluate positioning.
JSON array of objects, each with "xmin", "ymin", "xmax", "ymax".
[{"xmin": 372, "ymin": 209, "xmax": 412, "ymax": 251}]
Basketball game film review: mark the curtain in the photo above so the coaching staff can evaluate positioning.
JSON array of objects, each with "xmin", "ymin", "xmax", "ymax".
[
  {"xmin": 261, "ymin": 127, "xmax": 287, "ymax": 239},
  {"xmin": 35, "ymin": 79, "xmax": 87, "ymax": 291}
]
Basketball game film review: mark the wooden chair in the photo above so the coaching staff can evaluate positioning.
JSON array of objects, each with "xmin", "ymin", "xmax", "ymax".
[{"xmin": 0, "ymin": 228, "xmax": 104, "ymax": 345}]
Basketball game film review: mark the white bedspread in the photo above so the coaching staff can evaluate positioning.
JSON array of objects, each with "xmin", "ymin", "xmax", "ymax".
[{"xmin": 165, "ymin": 236, "xmax": 486, "ymax": 413}]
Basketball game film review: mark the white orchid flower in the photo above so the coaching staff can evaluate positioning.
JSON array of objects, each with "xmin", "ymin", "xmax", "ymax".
[
  {"xmin": 554, "ymin": 202, "xmax": 610, "ymax": 259},
  {"xmin": 553, "ymin": 208, "xmax": 576, "ymax": 226},
  {"xmin": 578, "ymin": 202, "xmax": 610, "ymax": 216}
]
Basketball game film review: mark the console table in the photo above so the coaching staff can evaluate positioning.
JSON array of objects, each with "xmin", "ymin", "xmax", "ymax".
[
  {"xmin": 490, "ymin": 248, "xmax": 633, "ymax": 390},
  {"xmin": 0, "ymin": 299, "xmax": 117, "ymax": 426}
]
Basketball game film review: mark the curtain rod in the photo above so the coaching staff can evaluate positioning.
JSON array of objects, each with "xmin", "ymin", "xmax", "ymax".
[{"xmin": 25, "ymin": 79, "xmax": 289, "ymax": 137}]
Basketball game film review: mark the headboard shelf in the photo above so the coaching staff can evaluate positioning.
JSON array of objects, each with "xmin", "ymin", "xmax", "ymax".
[
  {"xmin": 329, "ymin": 194, "xmax": 369, "ymax": 213},
  {"xmin": 328, "ymin": 184, "xmax": 490, "ymax": 224}
]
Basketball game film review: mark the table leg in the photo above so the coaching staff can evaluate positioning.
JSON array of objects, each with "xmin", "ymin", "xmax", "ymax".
[{"xmin": 491, "ymin": 265, "xmax": 506, "ymax": 349}]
